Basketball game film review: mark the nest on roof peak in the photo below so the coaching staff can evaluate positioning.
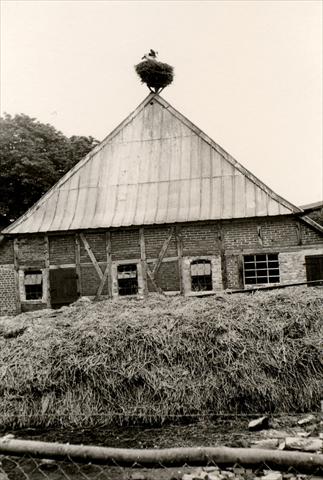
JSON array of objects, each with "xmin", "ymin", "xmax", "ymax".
[{"xmin": 135, "ymin": 58, "xmax": 174, "ymax": 94}]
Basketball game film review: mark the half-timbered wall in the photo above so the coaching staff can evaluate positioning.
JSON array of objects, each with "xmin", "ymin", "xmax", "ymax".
[{"xmin": 0, "ymin": 215, "xmax": 322, "ymax": 314}]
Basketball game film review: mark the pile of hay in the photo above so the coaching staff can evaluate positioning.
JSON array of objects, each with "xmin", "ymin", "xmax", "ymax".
[
  {"xmin": 135, "ymin": 59, "xmax": 174, "ymax": 93},
  {"xmin": 0, "ymin": 287, "xmax": 322, "ymax": 429}
]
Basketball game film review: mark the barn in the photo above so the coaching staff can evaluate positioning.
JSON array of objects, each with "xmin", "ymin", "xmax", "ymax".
[{"xmin": 0, "ymin": 93, "xmax": 322, "ymax": 315}]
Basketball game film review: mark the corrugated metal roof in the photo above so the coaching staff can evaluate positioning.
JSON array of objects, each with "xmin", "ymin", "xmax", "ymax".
[{"xmin": 3, "ymin": 93, "xmax": 303, "ymax": 234}]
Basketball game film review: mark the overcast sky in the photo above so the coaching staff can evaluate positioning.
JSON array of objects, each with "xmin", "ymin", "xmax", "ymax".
[{"xmin": 1, "ymin": 0, "xmax": 322, "ymax": 206}]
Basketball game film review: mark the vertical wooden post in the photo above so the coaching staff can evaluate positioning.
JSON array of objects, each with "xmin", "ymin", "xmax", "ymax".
[
  {"xmin": 139, "ymin": 228, "xmax": 148, "ymax": 295},
  {"xmin": 257, "ymin": 226, "xmax": 263, "ymax": 246},
  {"xmin": 75, "ymin": 234, "xmax": 82, "ymax": 297},
  {"xmin": 44, "ymin": 235, "xmax": 51, "ymax": 307},
  {"xmin": 218, "ymin": 224, "xmax": 228, "ymax": 290},
  {"xmin": 296, "ymin": 221, "xmax": 302, "ymax": 246},
  {"xmin": 13, "ymin": 237, "xmax": 21, "ymax": 314},
  {"xmin": 106, "ymin": 231, "xmax": 112, "ymax": 298},
  {"xmin": 175, "ymin": 225, "xmax": 183, "ymax": 294}
]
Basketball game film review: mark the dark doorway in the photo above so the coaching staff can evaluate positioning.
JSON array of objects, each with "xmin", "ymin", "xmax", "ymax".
[
  {"xmin": 49, "ymin": 268, "xmax": 79, "ymax": 308},
  {"xmin": 305, "ymin": 255, "xmax": 323, "ymax": 286}
]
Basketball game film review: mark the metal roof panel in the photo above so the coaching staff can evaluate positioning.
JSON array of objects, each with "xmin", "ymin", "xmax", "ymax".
[{"xmin": 3, "ymin": 93, "xmax": 302, "ymax": 234}]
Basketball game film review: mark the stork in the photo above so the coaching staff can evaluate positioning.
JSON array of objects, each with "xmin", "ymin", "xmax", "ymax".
[{"xmin": 142, "ymin": 49, "xmax": 158, "ymax": 61}]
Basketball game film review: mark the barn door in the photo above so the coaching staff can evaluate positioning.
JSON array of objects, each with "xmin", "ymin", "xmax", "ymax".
[
  {"xmin": 49, "ymin": 268, "xmax": 79, "ymax": 308},
  {"xmin": 305, "ymin": 255, "xmax": 323, "ymax": 286}
]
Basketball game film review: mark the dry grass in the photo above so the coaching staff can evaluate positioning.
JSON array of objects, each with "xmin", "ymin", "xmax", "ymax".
[{"xmin": 0, "ymin": 287, "xmax": 322, "ymax": 429}]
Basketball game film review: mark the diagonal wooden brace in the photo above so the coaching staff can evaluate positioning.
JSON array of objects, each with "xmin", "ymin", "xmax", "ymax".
[{"xmin": 80, "ymin": 233, "xmax": 103, "ymax": 280}]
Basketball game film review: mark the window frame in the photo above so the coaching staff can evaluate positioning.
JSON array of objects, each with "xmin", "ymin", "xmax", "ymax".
[
  {"xmin": 243, "ymin": 253, "xmax": 280, "ymax": 286},
  {"xmin": 111, "ymin": 260, "xmax": 144, "ymax": 297},
  {"xmin": 182, "ymin": 256, "xmax": 221, "ymax": 296},
  {"xmin": 117, "ymin": 263, "xmax": 139, "ymax": 296},
  {"xmin": 19, "ymin": 268, "xmax": 47, "ymax": 303},
  {"xmin": 190, "ymin": 259, "xmax": 213, "ymax": 292}
]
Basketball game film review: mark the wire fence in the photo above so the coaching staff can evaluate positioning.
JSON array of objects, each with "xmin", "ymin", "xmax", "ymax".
[
  {"xmin": 1, "ymin": 454, "xmax": 323, "ymax": 480},
  {"xmin": 0, "ymin": 438, "xmax": 323, "ymax": 480}
]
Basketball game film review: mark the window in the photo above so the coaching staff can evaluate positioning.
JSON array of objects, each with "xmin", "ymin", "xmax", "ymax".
[
  {"xmin": 190, "ymin": 260, "xmax": 212, "ymax": 291},
  {"xmin": 117, "ymin": 264, "xmax": 138, "ymax": 296},
  {"xmin": 243, "ymin": 254, "xmax": 280, "ymax": 285},
  {"xmin": 24, "ymin": 270, "xmax": 43, "ymax": 300}
]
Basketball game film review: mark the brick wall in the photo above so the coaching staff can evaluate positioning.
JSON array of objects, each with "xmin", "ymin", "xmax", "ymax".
[
  {"xmin": 80, "ymin": 233, "xmax": 106, "ymax": 263},
  {"xmin": 0, "ymin": 214, "xmax": 322, "ymax": 314},
  {"xmin": 18, "ymin": 236, "xmax": 46, "ymax": 267},
  {"xmin": 0, "ymin": 265, "xmax": 18, "ymax": 315},
  {"xmin": 300, "ymin": 222, "xmax": 323, "ymax": 245},
  {"xmin": 154, "ymin": 261, "xmax": 180, "ymax": 292},
  {"xmin": 181, "ymin": 223, "xmax": 220, "ymax": 256},
  {"xmin": 0, "ymin": 238, "xmax": 14, "ymax": 264},
  {"xmin": 49, "ymin": 235, "xmax": 75, "ymax": 264},
  {"xmin": 225, "ymin": 255, "xmax": 243, "ymax": 289},
  {"xmin": 111, "ymin": 229, "xmax": 141, "ymax": 260},
  {"xmin": 279, "ymin": 248, "xmax": 323, "ymax": 284},
  {"xmin": 144, "ymin": 226, "xmax": 177, "ymax": 258},
  {"xmin": 80, "ymin": 264, "xmax": 109, "ymax": 296}
]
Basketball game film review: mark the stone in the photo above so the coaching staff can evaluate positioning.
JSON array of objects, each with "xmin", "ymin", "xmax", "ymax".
[
  {"xmin": 182, "ymin": 475, "xmax": 194, "ymax": 480},
  {"xmin": 251, "ymin": 438, "xmax": 279, "ymax": 449},
  {"xmin": 261, "ymin": 429, "xmax": 290, "ymax": 439},
  {"xmin": 285, "ymin": 436, "xmax": 322, "ymax": 452},
  {"xmin": 219, "ymin": 472, "xmax": 235, "ymax": 479},
  {"xmin": 262, "ymin": 472, "xmax": 283, "ymax": 480},
  {"xmin": 203, "ymin": 467, "xmax": 220, "ymax": 473},
  {"xmin": 198, "ymin": 473, "xmax": 209, "ymax": 479},
  {"xmin": 130, "ymin": 473, "xmax": 146, "ymax": 480},
  {"xmin": 207, "ymin": 475, "xmax": 221, "ymax": 480},
  {"xmin": 296, "ymin": 431, "xmax": 311, "ymax": 437},
  {"xmin": 233, "ymin": 467, "xmax": 245, "ymax": 474},
  {"xmin": 297, "ymin": 414, "xmax": 316, "ymax": 426},
  {"xmin": 248, "ymin": 416, "xmax": 270, "ymax": 431}
]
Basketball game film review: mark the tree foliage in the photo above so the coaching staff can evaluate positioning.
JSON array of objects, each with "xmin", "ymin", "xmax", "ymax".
[{"xmin": 0, "ymin": 114, "xmax": 98, "ymax": 227}]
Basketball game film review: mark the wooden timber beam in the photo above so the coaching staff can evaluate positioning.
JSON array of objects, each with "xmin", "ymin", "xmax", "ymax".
[
  {"xmin": 75, "ymin": 234, "xmax": 82, "ymax": 296},
  {"xmin": 79, "ymin": 233, "xmax": 103, "ymax": 280},
  {"xmin": 13, "ymin": 238, "xmax": 21, "ymax": 313},
  {"xmin": 139, "ymin": 228, "xmax": 148, "ymax": 295},
  {"xmin": 145, "ymin": 227, "xmax": 175, "ymax": 294},
  {"xmin": 44, "ymin": 235, "xmax": 51, "ymax": 307},
  {"xmin": 151, "ymin": 227, "xmax": 175, "ymax": 276},
  {"xmin": 146, "ymin": 267, "xmax": 164, "ymax": 295},
  {"xmin": 95, "ymin": 232, "xmax": 111, "ymax": 300},
  {"xmin": 175, "ymin": 225, "xmax": 183, "ymax": 294}
]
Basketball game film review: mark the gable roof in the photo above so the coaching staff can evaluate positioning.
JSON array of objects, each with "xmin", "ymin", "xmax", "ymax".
[{"xmin": 3, "ymin": 93, "xmax": 304, "ymax": 235}]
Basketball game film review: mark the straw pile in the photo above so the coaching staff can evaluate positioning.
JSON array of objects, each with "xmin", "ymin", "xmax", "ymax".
[{"xmin": 0, "ymin": 287, "xmax": 322, "ymax": 429}]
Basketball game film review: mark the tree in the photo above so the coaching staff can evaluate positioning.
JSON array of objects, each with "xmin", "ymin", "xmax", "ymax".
[{"xmin": 0, "ymin": 114, "xmax": 98, "ymax": 228}]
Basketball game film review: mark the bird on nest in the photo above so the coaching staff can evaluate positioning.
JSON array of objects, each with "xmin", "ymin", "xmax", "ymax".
[{"xmin": 142, "ymin": 49, "xmax": 158, "ymax": 61}]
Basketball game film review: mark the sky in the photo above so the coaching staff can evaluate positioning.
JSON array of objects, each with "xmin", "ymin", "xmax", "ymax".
[{"xmin": 1, "ymin": 0, "xmax": 322, "ymax": 207}]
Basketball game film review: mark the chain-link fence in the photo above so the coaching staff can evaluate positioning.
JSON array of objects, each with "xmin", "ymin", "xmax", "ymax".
[
  {"xmin": 0, "ymin": 439, "xmax": 322, "ymax": 480},
  {"xmin": 1, "ymin": 455, "xmax": 323, "ymax": 480}
]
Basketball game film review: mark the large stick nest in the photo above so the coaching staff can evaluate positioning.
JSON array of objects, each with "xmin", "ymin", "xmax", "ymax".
[{"xmin": 135, "ymin": 60, "xmax": 174, "ymax": 93}]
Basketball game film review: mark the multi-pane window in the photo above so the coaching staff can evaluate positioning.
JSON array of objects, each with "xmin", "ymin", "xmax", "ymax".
[
  {"xmin": 190, "ymin": 260, "xmax": 213, "ymax": 291},
  {"xmin": 243, "ymin": 254, "xmax": 280, "ymax": 285},
  {"xmin": 117, "ymin": 264, "xmax": 138, "ymax": 296},
  {"xmin": 24, "ymin": 270, "xmax": 43, "ymax": 300}
]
